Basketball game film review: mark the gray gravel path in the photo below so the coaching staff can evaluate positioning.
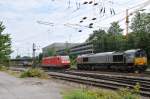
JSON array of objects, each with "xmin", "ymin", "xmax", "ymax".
[{"xmin": 0, "ymin": 72, "xmax": 62, "ymax": 99}]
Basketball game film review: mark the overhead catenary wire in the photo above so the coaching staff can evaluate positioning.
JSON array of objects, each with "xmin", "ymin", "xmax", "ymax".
[
  {"xmin": 67, "ymin": 0, "xmax": 149, "ymax": 24},
  {"xmin": 25, "ymin": 0, "xmax": 150, "ymax": 35},
  {"xmin": 13, "ymin": 0, "xmax": 150, "ymax": 51},
  {"xmin": 46, "ymin": 0, "xmax": 149, "ymax": 32},
  {"xmin": 117, "ymin": 0, "xmax": 150, "ymax": 23},
  {"xmin": 76, "ymin": 0, "xmax": 150, "ymax": 32}
]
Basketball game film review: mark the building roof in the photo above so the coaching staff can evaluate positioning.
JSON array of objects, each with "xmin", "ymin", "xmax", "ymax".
[{"xmin": 42, "ymin": 42, "xmax": 80, "ymax": 51}]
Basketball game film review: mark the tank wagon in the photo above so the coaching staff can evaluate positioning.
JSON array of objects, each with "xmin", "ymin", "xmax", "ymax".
[
  {"xmin": 41, "ymin": 56, "xmax": 70, "ymax": 69},
  {"xmin": 77, "ymin": 49, "xmax": 148, "ymax": 72}
]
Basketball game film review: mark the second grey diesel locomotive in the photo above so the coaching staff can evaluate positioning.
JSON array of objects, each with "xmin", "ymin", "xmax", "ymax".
[{"xmin": 76, "ymin": 49, "xmax": 148, "ymax": 72}]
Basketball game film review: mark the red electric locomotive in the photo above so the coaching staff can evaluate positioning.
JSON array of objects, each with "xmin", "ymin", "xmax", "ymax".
[{"xmin": 41, "ymin": 56, "xmax": 70, "ymax": 69}]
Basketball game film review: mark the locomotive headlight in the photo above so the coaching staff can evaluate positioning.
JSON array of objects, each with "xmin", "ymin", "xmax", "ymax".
[
  {"xmin": 134, "ymin": 57, "xmax": 147, "ymax": 65},
  {"xmin": 62, "ymin": 60, "xmax": 70, "ymax": 63},
  {"xmin": 62, "ymin": 61, "xmax": 66, "ymax": 63}
]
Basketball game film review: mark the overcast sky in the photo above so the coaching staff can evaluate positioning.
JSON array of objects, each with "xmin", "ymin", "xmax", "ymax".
[{"xmin": 0, "ymin": 0, "xmax": 149, "ymax": 58}]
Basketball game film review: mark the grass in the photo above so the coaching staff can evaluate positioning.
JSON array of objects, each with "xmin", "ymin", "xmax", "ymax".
[
  {"xmin": 6, "ymin": 70, "xmax": 21, "ymax": 77},
  {"xmin": 70, "ymin": 59, "xmax": 77, "ymax": 69},
  {"xmin": 63, "ymin": 89, "xmax": 95, "ymax": 99},
  {"xmin": 0, "ymin": 66, "xmax": 9, "ymax": 71},
  {"xmin": 0, "ymin": 66, "xmax": 48, "ymax": 79},
  {"xmin": 20, "ymin": 68, "xmax": 48, "ymax": 79},
  {"xmin": 63, "ymin": 83, "xmax": 141, "ymax": 99},
  {"xmin": 0, "ymin": 66, "xmax": 21, "ymax": 77},
  {"xmin": 63, "ymin": 89, "xmax": 140, "ymax": 99}
]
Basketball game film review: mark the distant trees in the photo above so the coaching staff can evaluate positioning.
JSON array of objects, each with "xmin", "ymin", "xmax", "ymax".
[
  {"xmin": 107, "ymin": 22, "xmax": 123, "ymax": 35},
  {"xmin": 16, "ymin": 55, "xmax": 21, "ymax": 59},
  {"xmin": 87, "ymin": 22, "xmax": 126, "ymax": 53},
  {"xmin": 38, "ymin": 53, "xmax": 43, "ymax": 62},
  {"xmin": 47, "ymin": 49, "xmax": 56, "ymax": 56},
  {"xmin": 130, "ymin": 12, "xmax": 150, "ymax": 33},
  {"xmin": 0, "ymin": 21, "xmax": 12, "ymax": 65},
  {"xmin": 64, "ymin": 47, "xmax": 70, "ymax": 55},
  {"xmin": 0, "ymin": 22, "xmax": 5, "ymax": 35},
  {"xmin": 130, "ymin": 12, "xmax": 150, "ymax": 58},
  {"xmin": 86, "ymin": 12, "xmax": 150, "ymax": 59}
]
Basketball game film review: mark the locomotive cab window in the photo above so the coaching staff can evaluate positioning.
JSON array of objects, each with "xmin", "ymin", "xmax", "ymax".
[
  {"xmin": 83, "ymin": 57, "xmax": 88, "ymax": 62},
  {"xmin": 135, "ymin": 50, "xmax": 146, "ymax": 57},
  {"xmin": 113, "ymin": 55, "xmax": 123, "ymax": 62}
]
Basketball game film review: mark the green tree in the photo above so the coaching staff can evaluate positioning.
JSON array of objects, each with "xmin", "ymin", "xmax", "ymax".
[
  {"xmin": 107, "ymin": 22, "xmax": 123, "ymax": 35},
  {"xmin": 16, "ymin": 55, "xmax": 21, "ymax": 59},
  {"xmin": 38, "ymin": 53, "xmax": 43, "ymax": 62},
  {"xmin": 107, "ymin": 22, "xmax": 125, "ymax": 51},
  {"xmin": 92, "ymin": 29, "xmax": 107, "ymax": 52},
  {"xmin": 130, "ymin": 12, "xmax": 150, "ymax": 59},
  {"xmin": 64, "ymin": 48, "xmax": 70, "ymax": 55},
  {"xmin": 130, "ymin": 12, "xmax": 150, "ymax": 33},
  {"xmin": 0, "ymin": 21, "xmax": 12, "ymax": 65},
  {"xmin": 87, "ymin": 22, "xmax": 125, "ymax": 53},
  {"xmin": 86, "ymin": 29, "xmax": 107, "ymax": 52},
  {"xmin": 126, "ymin": 32, "xmax": 137, "ymax": 49},
  {"xmin": 0, "ymin": 22, "xmax": 5, "ymax": 35},
  {"xmin": 86, "ymin": 29, "xmax": 106, "ymax": 42},
  {"xmin": 85, "ymin": 12, "xmax": 150, "ymax": 62},
  {"xmin": 47, "ymin": 49, "xmax": 56, "ymax": 56}
]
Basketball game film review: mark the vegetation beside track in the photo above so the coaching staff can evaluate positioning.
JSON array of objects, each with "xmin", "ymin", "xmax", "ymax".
[
  {"xmin": 63, "ymin": 83, "xmax": 141, "ymax": 99},
  {"xmin": 0, "ymin": 66, "xmax": 48, "ymax": 79},
  {"xmin": 20, "ymin": 68, "xmax": 48, "ymax": 79},
  {"xmin": 0, "ymin": 66, "xmax": 9, "ymax": 71},
  {"xmin": 0, "ymin": 66, "xmax": 22, "ymax": 77}
]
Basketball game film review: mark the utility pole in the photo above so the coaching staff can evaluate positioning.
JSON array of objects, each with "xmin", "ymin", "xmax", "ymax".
[
  {"xmin": 32, "ymin": 43, "xmax": 36, "ymax": 68},
  {"xmin": 125, "ymin": 9, "xmax": 129, "ymax": 36}
]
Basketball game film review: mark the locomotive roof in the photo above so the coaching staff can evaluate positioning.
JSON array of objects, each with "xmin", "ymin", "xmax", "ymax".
[
  {"xmin": 78, "ymin": 49, "xmax": 142, "ymax": 57},
  {"xmin": 112, "ymin": 52, "xmax": 124, "ymax": 55},
  {"xmin": 125, "ymin": 49, "xmax": 141, "ymax": 53},
  {"xmin": 79, "ymin": 52, "xmax": 114, "ymax": 57},
  {"xmin": 43, "ymin": 55, "xmax": 69, "ymax": 59},
  {"xmin": 94, "ymin": 52, "xmax": 114, "ymax": 56}
]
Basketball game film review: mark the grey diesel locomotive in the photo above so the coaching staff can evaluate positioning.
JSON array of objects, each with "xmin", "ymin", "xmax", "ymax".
[{"xmin": 76, "ymin": 49, "xmax": 148, "ymax": 72}]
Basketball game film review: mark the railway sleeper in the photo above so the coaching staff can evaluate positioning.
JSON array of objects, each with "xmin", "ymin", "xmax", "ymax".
[
  {"xmin": 48, "ymin": 73, "xmax": 150, "ymax": 97},
  {"xmin": 64, "ymin": 72, "xmax": 150, "ymax": 88}
]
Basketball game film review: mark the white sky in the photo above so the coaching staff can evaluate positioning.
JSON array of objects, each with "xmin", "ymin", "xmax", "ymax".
[{"xmin": 0, "ymin": 0, "xmax": 149, "ymax": 58}]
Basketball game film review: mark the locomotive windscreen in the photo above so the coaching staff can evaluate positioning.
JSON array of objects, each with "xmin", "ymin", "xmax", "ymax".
[
  {"xmin": 113, "ymin": 55, "xmax": 124, "ymax": 62},
  {"xmin": 135, "ymin": 50, "xmax": 146, "ymax": 57},
  {"xmin": 83, "ymin": 57, "xmax": 88, "ymax": 62},
  {"xmin": 61, "ymin": 56, "xmax": 70, "ymax": 61}
]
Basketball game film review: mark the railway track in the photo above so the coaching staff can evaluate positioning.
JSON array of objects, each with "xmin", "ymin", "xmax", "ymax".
[
  {"xmin": 9, "ymin": 67, "xmax": 150, "ymax": 97},
  {"xmin": 48, "ymin": 70, "xmax": 150, "ymax": 97}
]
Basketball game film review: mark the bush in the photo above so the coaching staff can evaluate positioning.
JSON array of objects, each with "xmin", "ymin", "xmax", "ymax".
[
  {"xmin": 63, "ymin": 89, "xmax": 123, "ymax": 99},
  {"xmin": 69, "ymin": 55, "xmax": 77, "ymax": 69},
  {"xmin": 0, "ymin": 66, "xmax": 9, "ymax": 71},
  {"xmin": 132, "ymin": 83, "xmax": 140, "ymax": 94},
  {"xmin": 63, "ymin": 90, "xmax": 95, "ymax": 99},
  {"xmin": 118, "ymin": 87, "xmax": 140, "ymax": 99},
  {"xmin": 70, "ymin": 59, "xmax": 77, "ymax": 69},
  {"xmin": 63, "ymin": 84, "xmax": 141, "ymax": 99},
  {"xmin": 6, "ymin": 70, "xmax": 21, "ymax": 77},
  {"xmin": 20, "ymin": 68, "xmax": 48, "ymax": 79},
  {"xmin": 87, "ymin": 89, "xmax": 121, "ymax": 99}
]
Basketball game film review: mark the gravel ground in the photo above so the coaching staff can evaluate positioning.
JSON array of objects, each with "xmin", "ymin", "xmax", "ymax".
[
  {"xmin": 0, "ymin": 71, "xmax": 149, "ymax": 99},
  {"xmin": 0, "ymin": 72, "xmax": 68, "ymax": 99}
]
